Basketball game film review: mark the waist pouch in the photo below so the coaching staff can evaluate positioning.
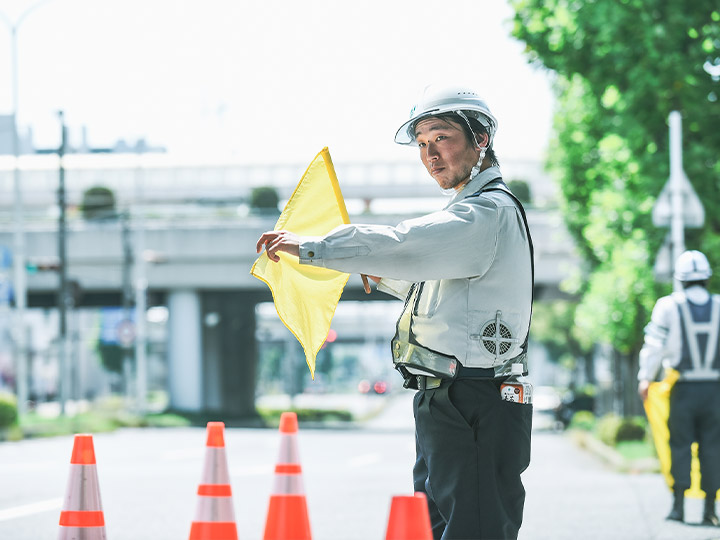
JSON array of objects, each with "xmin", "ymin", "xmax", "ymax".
[{"xmin": 391, "ymin": 336, "xmax": 458, "ymax": 389}]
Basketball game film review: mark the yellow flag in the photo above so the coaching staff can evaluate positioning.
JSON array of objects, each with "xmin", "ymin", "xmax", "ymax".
[
  {"xmin": 645, "ymin": 369, "xmax": 719, "ymax": 498},
  {"xmin": 251, "ymin": 148, "xmax": 350, "ymax": 378}
]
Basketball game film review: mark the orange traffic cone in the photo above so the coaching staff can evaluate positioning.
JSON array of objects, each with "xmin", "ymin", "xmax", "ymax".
[
  {"xmin": 58, "ymin": 434, "xmax": 107, "ymax": 540},
  {"xmin": 188, "ymin": 422, "xmax": 239, "ymax": 540},
  {"xmin": 385, "ymin": 492, "xmax": 433, "ymax": 540},
  {"xmin": 263, "ymin": 412, "xmax": 312, "ymax": 540}
]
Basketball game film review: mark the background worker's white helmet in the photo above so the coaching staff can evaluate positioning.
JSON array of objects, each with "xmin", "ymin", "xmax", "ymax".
[
  {"xmin": 674, "ymin": 250, "xmax": 712, "ymax": 282},
  {"xmin": 394, "ymin": 84, "xmax": 498, "ymax": 146}
]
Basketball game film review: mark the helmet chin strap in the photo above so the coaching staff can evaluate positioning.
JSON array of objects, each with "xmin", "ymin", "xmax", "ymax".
[
  {"xmin": 440, "ymin": 147, "xmax": 487, "ymax": 197},
  {"xmin": 470, "ymin": 146, "xmax": 486, "ymax": 180},
  {"xmin": 456, "ymin": 110, "xmax": 487, "ymax": 180}
]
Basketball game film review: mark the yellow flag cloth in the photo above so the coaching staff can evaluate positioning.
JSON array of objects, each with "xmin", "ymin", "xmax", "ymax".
[
  {"xmin": 645, "ymin": 369, "xmax": 719, "ymax": 498},
  {"xmin": 251, "ymin": 148, "xmax": 350, "ymax": 378}
]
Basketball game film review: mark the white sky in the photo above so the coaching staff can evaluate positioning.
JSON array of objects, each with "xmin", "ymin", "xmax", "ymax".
[{"xmin": 0, "ymin": 0, "xmax": 555, "ymax": 165}]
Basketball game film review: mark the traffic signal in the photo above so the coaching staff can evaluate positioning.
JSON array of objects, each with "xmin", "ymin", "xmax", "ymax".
[{"xmin": 26, "ymin": 257, "xmax": 61, "ymax": 273}]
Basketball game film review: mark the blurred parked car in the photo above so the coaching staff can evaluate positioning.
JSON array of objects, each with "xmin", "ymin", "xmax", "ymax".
[
  {"xmin": 531, "ymin": 386, "xmax": 563, "ymax": 430},
  {"xmin": 554, "ymin": 388, "xmax": 596, "ymax": 429},
  {"xmin": 358, "ymin": 379, "xmax": 390, "ymax": 395}
]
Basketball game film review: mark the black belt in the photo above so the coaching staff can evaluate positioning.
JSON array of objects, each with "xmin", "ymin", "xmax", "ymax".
[
  {"xmin": 416, "ymin": 365, "xmax": 498, "ymax": 390},
  {"xmin": 456, "ymin": 365, "xmax": 496, "ymax": 378}
]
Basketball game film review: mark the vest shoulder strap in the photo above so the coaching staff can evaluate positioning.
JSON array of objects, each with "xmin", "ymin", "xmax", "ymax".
[{"xmin": 465, "ymin": 178, "xmax": 535, "ymax": 358}]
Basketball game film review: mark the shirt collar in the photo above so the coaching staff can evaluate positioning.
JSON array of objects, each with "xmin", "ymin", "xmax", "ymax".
[
  {"xmin": 685, "ymin": 285, "xmax": 710, "ymax": 305},
  {"xmin": 446, "ymin": 166, "xmax": 502, "ymax": 207}
]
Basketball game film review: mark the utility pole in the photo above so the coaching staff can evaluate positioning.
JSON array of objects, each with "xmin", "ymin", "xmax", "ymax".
[
  {"xmin": 134, "ymin": 157, "xmax": 148, "ymax": 413},
  {"xmin": 57, "ymin": 110, "xmax": 70, "ymax": 414},
  {"xmin": 121, "ymin": 211, "xmax": 134, "ymax": 403}
]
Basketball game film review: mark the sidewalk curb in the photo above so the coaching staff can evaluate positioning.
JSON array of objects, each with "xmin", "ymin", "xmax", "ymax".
[{"xmin": 570, "ymin": 430, "xmax": 660, "ymax": 474}]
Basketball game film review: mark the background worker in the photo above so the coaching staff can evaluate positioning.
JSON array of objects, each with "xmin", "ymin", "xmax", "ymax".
[
  {"xmin": 257, "ymin": 84, "xmax": 534, "ymax": 540},
  {"xmin": 638, "ymin": 250, "xmax": 720, "ymax": 526}
]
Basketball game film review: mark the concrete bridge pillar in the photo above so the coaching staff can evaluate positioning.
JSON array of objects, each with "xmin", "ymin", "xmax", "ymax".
[{"xmin": 167, "ymin": 289, "xmax": 203, "ymax": 412}]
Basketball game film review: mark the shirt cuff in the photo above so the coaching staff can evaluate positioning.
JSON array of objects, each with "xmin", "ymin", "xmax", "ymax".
[
  {"xmin": 299, "ymin": 238, "xmax": 324, "ymax": 264},
  {"xmin": 377, "ymin": 278, "xmax": 412, "ymax": 300}
]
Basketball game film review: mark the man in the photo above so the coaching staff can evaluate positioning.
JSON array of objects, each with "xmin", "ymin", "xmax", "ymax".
[
  {"xmin": 638, "ymin": 249, "xmax": 720, "ymax": 526},
  {"xmin": 257, "ymin": 85, "xmax": 534, "ymax": 539}
]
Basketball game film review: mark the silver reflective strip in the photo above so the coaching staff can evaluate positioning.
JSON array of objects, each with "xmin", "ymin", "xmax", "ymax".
[
  {"xmin": 644, "ymin": 321, "xmax": 669, "ymax": 341},
  {"xmin": 680, "ymin": 371, "xmax": 720, "ymax": 381},
  {"xmin": 63, "ymin": 465, "xmax": 103, "ymax": 512},
  {"xmin": 58, "ymin": 526, "xmax": 107, "ymax": 540},
  {"xmin": 194, "ymin": 496, "xmax": 236, "ymax": 522},
  {"xmin": 703, "ymin": 297, "xmax": 720, "ymax": 370},
  {"xmin": 273, "ymin": 474, "xmax": 305, "ymax": 495},
  {"xmin": 201, "ymin": 447, "xmax": 230, "ymax": 484},
  {"xmin": 393, "ymin": 340, "xmax": 457, "ymax": 377},
  {"xmin": 277, "ymin": 435, "xmax": 300, "ymax": 465}
]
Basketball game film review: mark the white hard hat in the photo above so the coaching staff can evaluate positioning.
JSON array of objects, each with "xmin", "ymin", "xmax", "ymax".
[
  {"xmin": 674, "ymin": 250, "xmax": 712, "ymax": 281},
  {"xmin": 394, "ymin": 84, "xmax": 498, "ymax": 146}
]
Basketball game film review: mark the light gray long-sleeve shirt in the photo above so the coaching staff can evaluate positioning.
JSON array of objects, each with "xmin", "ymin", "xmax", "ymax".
[{"xmin": 297, "ymin": 166, "xmax": 533, "ymax": 370}]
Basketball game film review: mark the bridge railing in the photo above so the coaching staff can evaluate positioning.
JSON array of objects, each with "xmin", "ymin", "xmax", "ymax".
[{"xmin": 0, "ymin": 152, "xmax": 557, "ymax": 208}]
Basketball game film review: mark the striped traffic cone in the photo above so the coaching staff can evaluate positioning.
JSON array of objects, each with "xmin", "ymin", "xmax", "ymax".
[
  {"xmin": 263, "ymin": 412, "xmax": 312, "ymax": 540},
  {"xmin": 58, "ymin": 434, "xmax": 107, "ymax": 540},
  {"xmin": 188, "ymin": 422, "xmax": 239, "ymax": 540},
  {"xmin": 385, "ymin": 492, "xmax": 433, "ymax": 540}
]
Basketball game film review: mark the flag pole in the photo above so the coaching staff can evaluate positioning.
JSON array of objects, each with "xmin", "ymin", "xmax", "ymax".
[{"xmin": 321, "ymin": 148, "xmax": 372, "ymax": 294}]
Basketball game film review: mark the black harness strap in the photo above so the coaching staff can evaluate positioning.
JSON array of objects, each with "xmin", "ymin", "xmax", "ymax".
[{"xmin": 467, "ymin": 179, "xmax": 535, "ymax": 359}]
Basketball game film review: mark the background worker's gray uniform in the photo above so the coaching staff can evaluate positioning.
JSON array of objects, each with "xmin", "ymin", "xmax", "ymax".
[
  {"xmin": 300, "ymin": 166, "xmax": 533, "ymax": 539},
  {"xmin": 638, "ymin": 287, "xmax": 720, "ymax": 494}
]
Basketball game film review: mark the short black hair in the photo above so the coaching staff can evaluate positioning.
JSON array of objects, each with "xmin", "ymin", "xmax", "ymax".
[{"xmin": 431, "ymin": 112, "xmax": 500, "ymax": 167}]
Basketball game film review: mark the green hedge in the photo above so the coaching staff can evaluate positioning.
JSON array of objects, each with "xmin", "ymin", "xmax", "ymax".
[
  {"xmin": 568, "ymin": 410, "xmax": 596, "ymax": 432},
  {"xmin": 595, "ymin": 413, "xmax": 648, "ymax": 446},
  {"xmin": 0, "ymin": 393, "xmax": 18, "ymax": 428}
]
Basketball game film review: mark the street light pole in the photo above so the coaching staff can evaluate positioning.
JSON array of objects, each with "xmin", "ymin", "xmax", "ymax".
[{"xmin": 0, "ymin": 0, "xmax": 53, "ymax": 415}]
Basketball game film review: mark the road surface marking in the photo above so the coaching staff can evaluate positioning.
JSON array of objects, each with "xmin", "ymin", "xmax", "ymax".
[{"xmin": 0, "ymin": 498, "xmax": 63, "ymax": 522}]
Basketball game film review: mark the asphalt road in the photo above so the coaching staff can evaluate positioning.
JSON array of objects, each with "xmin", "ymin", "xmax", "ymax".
[{"xmin": 1, "ymin": 393, "xmax": 719, "ymax": 540}]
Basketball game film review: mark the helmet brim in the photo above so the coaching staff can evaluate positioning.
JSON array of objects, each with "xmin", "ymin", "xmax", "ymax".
[{"xmin": 394, "ymin": 107, "xmax": 497, "ymax": 145}]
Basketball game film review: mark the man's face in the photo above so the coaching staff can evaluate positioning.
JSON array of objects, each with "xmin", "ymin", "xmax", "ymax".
[{"xmin": 414, "ymin": 117, "xmax": 481, "ymax": 191}]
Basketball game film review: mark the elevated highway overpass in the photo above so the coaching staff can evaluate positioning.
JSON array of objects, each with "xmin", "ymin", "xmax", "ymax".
[{"xmin": 0, "ymin": 154, "xmax": 578, "ymax": 418}]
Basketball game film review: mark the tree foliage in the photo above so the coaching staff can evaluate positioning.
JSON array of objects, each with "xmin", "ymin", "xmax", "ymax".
[
  {"xmin": 531, "ymin": 300, "xmax": 587, "ymax": 365},
  {"xmin": 81, "ymin": 186, "xmax": 116, "ymax": 220},
  {"xmin": 250, "ymin": 186, "xmax": 280, "ymax": 213},
  {"xmin": 507, "ymin": 179, "xmax": 532, "ymax": 206},
  {"xmin": 511, "ymin": 0, "xmax": 720, "ymax": 354}
]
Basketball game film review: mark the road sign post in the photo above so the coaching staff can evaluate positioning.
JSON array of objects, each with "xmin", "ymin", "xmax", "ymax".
[{"xmin": 652, "ymin": 111, "xmax": 704, "ymax": 289}]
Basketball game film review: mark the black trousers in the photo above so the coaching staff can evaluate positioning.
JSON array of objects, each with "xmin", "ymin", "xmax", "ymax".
[
  {"xmin": 668, "ymin": 380, "xmax": 720, "ymax": 495},
  {"xmin": 413, "ymin": 378, "xmax": 532, "ymax": 540}
]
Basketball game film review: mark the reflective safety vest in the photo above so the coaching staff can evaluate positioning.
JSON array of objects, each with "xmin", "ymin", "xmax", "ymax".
[{"xmin": 673, "ymin": 292, "xmax": 720, "ymax": 381}]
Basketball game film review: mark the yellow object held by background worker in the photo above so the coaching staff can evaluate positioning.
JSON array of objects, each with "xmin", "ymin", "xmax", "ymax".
[{"xmin": 645, "ymin": 368, "xmax": 720, "ymax": 498}]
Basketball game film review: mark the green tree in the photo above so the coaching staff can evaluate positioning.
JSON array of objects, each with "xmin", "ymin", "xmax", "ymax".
[
  {"xmin": 81, "ymin": 186, "xmax": 116, "ymax": 220},
  {"xmin": 250, "ymin": 186, "xmax": 280, "ymax": 214},
  {"xmin": 531, "ymin": 299, "xmax": 595, "ymax": 384},
  {"xmin": 510, "ymin": 1, "xmax": 720, "ymax": 413},
  {"xmin": 507, "ymin": 179, "xmax": 532, "ymax": 206}
]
